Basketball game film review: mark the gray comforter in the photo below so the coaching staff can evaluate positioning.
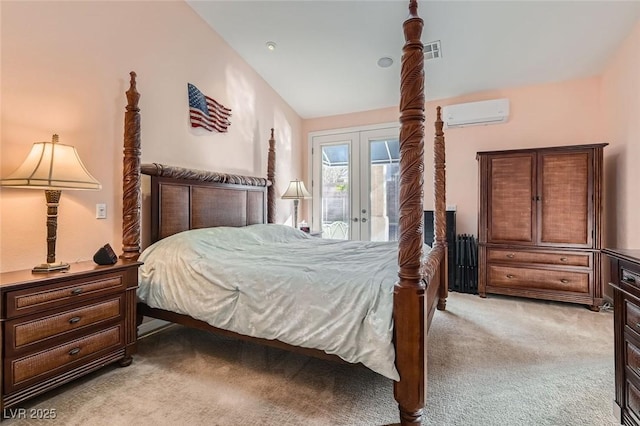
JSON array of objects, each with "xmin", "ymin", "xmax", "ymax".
[{"xmin": 138, "ymin": 224, "xmax": 425, "ymax": 380}]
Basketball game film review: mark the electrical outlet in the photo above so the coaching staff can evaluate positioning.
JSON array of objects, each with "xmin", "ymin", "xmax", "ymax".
[{"xmin": 96, "ymin": 203, "xmax": 107, "ymax": 219}]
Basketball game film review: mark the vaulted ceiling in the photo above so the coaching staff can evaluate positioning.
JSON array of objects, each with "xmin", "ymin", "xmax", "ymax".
[{"xmin": 188, "ymin": 1, "xmax": 640, "ymax": 119}]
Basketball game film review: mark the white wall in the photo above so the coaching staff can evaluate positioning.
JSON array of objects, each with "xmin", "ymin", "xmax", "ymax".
[{"xmin": 1, "ymin": 1, "xmax": 302, "ymax": 272}]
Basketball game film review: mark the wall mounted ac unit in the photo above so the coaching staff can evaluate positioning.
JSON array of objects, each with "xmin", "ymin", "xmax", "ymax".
[{"xmin": 442, "ymin": 98, "xmax": 510, "ymax": 128}]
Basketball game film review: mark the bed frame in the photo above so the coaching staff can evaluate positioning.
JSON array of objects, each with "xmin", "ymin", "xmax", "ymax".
[{"xmin": 120, "ymin": 1, "xmax": 447, "ymax": 424}]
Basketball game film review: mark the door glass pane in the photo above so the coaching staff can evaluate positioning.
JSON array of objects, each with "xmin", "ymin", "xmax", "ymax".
[
  {"xmin": 369, "ymin": 138, "xmax": 400, "ymax": 241},
  {"xmin": 321, "ymin": 144, "xmax": 350, "ymax": 240}
]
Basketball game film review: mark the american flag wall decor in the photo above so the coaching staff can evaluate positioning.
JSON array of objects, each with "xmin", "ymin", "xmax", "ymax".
[{"xmin": 187, "ymin": 83, "xmax": 232, "ymax": 133}]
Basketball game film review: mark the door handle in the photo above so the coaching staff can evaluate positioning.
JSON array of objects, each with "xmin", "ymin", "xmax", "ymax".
[
  {"xmin": 352, "ymin": 218, "xmax": 359, "ymax": 222},
  {"xmin": 361, "ymin": 218, "xmax": 367, "ymax": 223}
]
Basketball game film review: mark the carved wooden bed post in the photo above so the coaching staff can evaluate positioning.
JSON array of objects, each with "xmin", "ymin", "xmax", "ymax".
[
  {"xmin": 121, "ymin": 71, "xmax": 142, "ymax": 261},
  {"xmin": 394, "ymin": 1, "xmax": 427, "ymax": 424},
  {"xmin": 267, "ymin": 128, "xmax": 276, "ymax": 223},
  {"xmin": 434, "ymin": 106, "xmax": 448, "ymax": 310}
]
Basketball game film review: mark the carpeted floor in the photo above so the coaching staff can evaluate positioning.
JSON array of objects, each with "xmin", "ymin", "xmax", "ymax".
[{"xmin": 4, "ymin": 292, "xmax": 616, "ymax": 426}]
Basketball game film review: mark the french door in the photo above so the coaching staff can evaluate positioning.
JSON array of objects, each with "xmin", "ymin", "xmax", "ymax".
[{"xmin": 310, "ymin": 124, "xmax": 400, "ymax": 241}]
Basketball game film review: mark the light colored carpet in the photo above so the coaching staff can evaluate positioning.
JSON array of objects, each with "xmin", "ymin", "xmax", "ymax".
[{"xmin": 4, "ymin": 293, "xmax": 616, "ymax": 426}]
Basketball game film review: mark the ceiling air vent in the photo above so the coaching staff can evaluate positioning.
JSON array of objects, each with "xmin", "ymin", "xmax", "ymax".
[{"xmin": 424, "ymin": 40, "xmax": 441, "ymax": 60}]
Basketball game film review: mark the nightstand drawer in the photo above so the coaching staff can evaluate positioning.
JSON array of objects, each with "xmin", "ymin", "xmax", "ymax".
[
  {"xmin": 5, "ymin": 271, "xmax": 125, "ymax": 317},
  {"xmin": 487, "ymin": 248, "xmax": 591, "ymax": 268},
  {"xmin": 7, "ymin": 296, "xmax": 123, "ymax": 352},
  {"xmin": 7, "ymin": 325, "xmax": 123, "ymax": 393}
]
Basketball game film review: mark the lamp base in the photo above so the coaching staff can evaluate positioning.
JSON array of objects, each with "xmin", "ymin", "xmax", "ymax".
[{"xmin": 32, "ymin": 261, "xmax": 70, "ymax": 273}]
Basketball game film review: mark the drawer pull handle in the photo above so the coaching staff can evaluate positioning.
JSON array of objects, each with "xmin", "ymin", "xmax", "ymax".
[
  {"xmin": 68, "ymin": 316, "xmax": 81, "ymax": 324},
  {"xmin": 560, "ymin": 279, "xmax": 569, "ymax": 284},
  {"xmin": 635, "ymin": 323, "xmax": 640, "ymax": 329},
  {"xmin": 560, "ymin": 257, "xmax": 568, "ymax": 262},
  {"xmin": 506, "ymin": 274, "xmax": 515, "ymax": 279},
  {"xmin": 506, "ymin": 254, "xmax": 515, "ymax": 259},
  {"xmin": 624, "ymin": 276, "xmax": 637, "ymax": 284},
  {"xmin": 68, "ymin": 347, "xmax": 81, "ymax": 356},
  {"xmin": 70, "ymin": 288, "xmax": 83, "ymax": 295}
]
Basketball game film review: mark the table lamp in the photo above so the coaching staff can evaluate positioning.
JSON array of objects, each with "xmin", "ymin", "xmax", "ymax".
[
  {"xmin": 0, "ymin": 134, "xmax": 101, "ymax": 272},
  {"xmin": 281, "ymin": 179, "xmax": 311, "ymax": 229}
]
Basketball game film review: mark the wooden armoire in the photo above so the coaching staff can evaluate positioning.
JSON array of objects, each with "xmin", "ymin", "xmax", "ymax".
[{"xmin": 477, "ymin": 143, "xmax": 607, "ymax": 310}]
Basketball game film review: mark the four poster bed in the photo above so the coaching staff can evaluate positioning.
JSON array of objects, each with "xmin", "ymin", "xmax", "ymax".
[{"xmin": 120, "ymin": 1, "xmax": 447, "ymax": 424}]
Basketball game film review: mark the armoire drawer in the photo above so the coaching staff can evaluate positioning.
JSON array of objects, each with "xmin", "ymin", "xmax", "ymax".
[
  {"xmin": 487, "ymin": 248, "xmax": 591, "ymax": 268},
  {"xmin": 487, "ymin": 265, "xmax": 590, "ymax": 293}
]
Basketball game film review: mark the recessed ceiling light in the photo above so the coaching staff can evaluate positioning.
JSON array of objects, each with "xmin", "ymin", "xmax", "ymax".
[
  {"xmin": 377, "ymin": 57, "xmax": 393, "ymax": 68},
  {"xmin": 266, "ymin": 41, "xmax": 277, "ymax": 51}
]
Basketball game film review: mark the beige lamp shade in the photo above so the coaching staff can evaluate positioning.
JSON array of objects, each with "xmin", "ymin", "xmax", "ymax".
[
  {"xmin": 281, "ymin": 180, "xmax": 311, "ymax": 229},
  {"xmin": 1, "ymin": 134, "xmax": 101, "ymax": 272},
  {"xmin": 1, "ymin": 134, "xmax": 101, "ymax": 190},
  {"xmin": 281, "ymin": 180, "xmax": 311, "ymax": 200}
]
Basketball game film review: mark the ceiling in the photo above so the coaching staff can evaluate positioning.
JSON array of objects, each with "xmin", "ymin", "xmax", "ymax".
[{"xmin": 187, "ymin": 1, "xmax": 640, "ymax": 119}]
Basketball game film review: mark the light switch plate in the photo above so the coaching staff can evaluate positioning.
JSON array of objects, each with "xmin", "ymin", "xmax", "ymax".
[{"xmin": 96, "ymin": 203, "xmax": 107, "ymax": 219}]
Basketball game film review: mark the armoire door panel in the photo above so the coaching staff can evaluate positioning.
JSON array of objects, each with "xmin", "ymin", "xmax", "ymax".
[
  {"xmin": 539, "ymin": 151, "xmax": 591, "ymax": 246},
  {"xmin": 488, "ymin": 154, "xmax": 535, "ymax": 243}
]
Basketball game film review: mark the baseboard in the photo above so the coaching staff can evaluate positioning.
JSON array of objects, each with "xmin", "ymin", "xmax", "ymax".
[
  {"xmin": 613, "ymin": 399, "xmax": 621, "ymax": 423},
  {"xmin": 137, "ymin": 318, "xmax": 172, "ymax": 338},
  {"xmin": 603, "ymin": 294, "xmax": 613, "ymax": 307}
]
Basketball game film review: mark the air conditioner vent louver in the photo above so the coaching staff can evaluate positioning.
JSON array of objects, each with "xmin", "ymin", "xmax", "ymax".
[
  {"xmin": 424, "ymin": 40, "xmax": 441, "ymax": 60},
  {"xmin": 442, "ymin": 99, "xmax": 510, "ymax": 128}
]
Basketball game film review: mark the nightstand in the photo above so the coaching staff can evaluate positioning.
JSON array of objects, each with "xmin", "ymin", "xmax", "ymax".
[{"xmin": 0, "ymin": 260, "xmax": 140, "ymax": 412}]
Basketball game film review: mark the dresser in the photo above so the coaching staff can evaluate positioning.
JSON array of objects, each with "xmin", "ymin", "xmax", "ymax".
[
  {"xmin": 0, "ymin": 260, "xmax": 140, "ymax": 412},
  {"xmin": 605, "ymin": 249, "xmax": 640, "ymax": 425},
  {"xmin": 477, "ymin": 143, "xmax": 607, "ymax": 310}
]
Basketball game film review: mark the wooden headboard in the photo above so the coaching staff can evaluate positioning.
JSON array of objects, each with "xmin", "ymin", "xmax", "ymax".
[{"xmin": 141, "ymin": 163, "xmax": 270, "ymax": 244}]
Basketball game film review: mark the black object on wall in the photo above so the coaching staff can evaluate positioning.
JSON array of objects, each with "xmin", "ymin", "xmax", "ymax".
[{"xmin": 424, "ymin": 210, "xmax": 456, "ymax": 291}]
